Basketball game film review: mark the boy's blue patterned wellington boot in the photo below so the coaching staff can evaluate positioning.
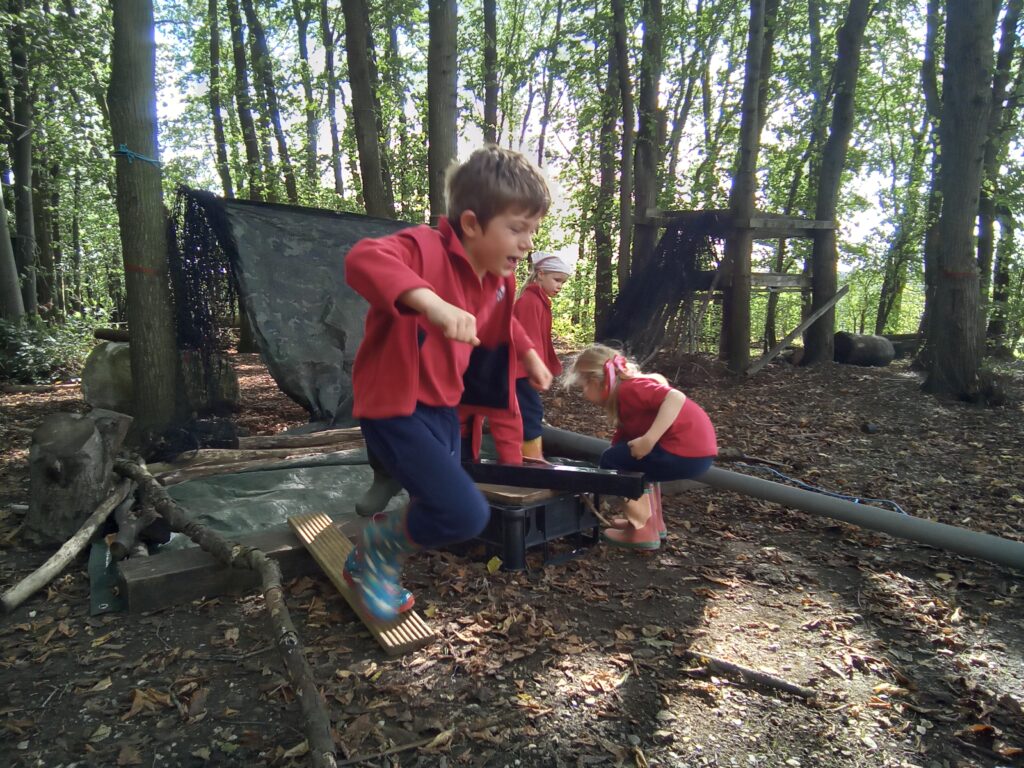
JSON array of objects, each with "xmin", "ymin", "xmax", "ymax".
[
  {"xmin": 343, "ymin": 515, "xmax": 414, "ymax": 613},
  {"xmin": 343, "ymin": 510, "xmax": 419, "ymax": 622}
]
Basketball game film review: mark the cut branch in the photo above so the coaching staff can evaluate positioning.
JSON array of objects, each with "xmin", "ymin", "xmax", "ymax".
[
  {"xmin": 2, "ymin": 478, "xmax": 133, "ymax": 614},
  {"xmin": 114, "ymin": 459, "xmax": 339, "ymax": 767},
  {"xmin": 681, "ymin": 649, "xmax": 819, "ymax": 702}
]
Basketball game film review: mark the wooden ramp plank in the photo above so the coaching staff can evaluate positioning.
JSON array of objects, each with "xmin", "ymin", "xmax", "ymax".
[{"xmin": 288, "ymin": 513, "xmax": 435, "ymax": 656}]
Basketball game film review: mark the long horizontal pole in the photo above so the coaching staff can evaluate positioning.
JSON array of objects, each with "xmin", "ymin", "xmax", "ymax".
[{"xmin": 542, "ymin": 426, "xmax": 1024, "ymax": 571}]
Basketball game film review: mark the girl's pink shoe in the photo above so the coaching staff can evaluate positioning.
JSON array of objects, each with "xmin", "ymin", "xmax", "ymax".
[{"xmin": 601, "ymin": 512, "xmax": 661, "ymax": 550}]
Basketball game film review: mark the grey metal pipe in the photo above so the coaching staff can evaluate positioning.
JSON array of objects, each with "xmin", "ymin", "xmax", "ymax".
[{"xmin": 543, "ymin": 425, "xmax": 1024, "ymax": 571}]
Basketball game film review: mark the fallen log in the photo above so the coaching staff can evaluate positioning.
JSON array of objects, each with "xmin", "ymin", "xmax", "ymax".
[
  {"xmin": 2, "ymin": 479, "xmax": 134, "ymax": 614},
  {"xmin": 150, "ymin": 448, "xmax": 366, "ymax": 486},
  {"xmin": 114, "ymin": 460, "xmax": 339, "ymax": 767},
  {"xmin": 93, "ymin": 327, "xmax": 130, "ymax": 342},
  {"xmin": 238, "ymin": 427, "xmax": 363, "ymax": 450},
  {"xmin": 833, "ymin": 331, "xmax": 895, "ymax": 367}
]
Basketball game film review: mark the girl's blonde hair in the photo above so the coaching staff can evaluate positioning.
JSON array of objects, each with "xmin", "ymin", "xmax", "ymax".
[{"xmin": 563, "ymin": 344, "xmax": 666, "ymax": 425}]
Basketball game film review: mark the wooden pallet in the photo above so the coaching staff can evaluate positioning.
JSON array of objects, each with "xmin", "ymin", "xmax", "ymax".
[{"xmin": 288, "ymin": 513, "xmax": 435, "ymax": 656}]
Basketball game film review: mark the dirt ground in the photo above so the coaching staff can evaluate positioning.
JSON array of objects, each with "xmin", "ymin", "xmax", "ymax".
[{"xmin": 1, "ymin": 351, "xmax": 1022, "ymax": 768}]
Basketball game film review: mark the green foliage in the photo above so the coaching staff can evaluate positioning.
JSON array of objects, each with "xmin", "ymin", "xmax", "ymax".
[{"xmin": 0, "ymin": 315, "xmax": 105, "ymax": 384}]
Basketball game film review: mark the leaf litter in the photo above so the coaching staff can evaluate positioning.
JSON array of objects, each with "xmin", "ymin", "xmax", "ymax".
[{"xmin": 0, "ymin": 352, "xmax": 1022, "ymax": 766}]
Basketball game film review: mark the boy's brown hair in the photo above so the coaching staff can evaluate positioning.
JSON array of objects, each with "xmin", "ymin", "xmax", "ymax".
[{"xmin": 446, "ymin": 145, "xmax": 551, "ymax": 237}]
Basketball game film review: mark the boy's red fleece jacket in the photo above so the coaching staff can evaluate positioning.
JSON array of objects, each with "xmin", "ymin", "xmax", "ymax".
[{"xmin": 345, "ymin": 216, "xmax": 533, "ymax": 420}]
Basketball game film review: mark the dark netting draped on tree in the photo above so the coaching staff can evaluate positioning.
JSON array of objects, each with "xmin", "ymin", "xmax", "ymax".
[
  {"xmin": 169, "ymin": 188, "xmax": 237, "ymax": 357},
  {"xmin": 601, "ymin": 211, "xmax": 730, "ymax": 361},
  {"xmin": 168, "ymin": 187, "xmax": 409, "ymax": 423}
]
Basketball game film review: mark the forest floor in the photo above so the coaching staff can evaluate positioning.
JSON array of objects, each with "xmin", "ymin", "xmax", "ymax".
[{"xmin": 1, "ymin": 350, "xmax": 1023, "ymax": 768}]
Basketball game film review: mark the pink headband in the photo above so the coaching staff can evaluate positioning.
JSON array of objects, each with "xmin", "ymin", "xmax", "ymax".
[{"xmin": 602, "ymin": 355, "xmax": 627, "ymax": 399}]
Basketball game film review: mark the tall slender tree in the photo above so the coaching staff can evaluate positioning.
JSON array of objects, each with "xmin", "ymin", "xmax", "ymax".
[
  {"xmin": 482, "ymin": 0, "xmax": 498, "ymax": 145},
  {"xmin": 923, "ymin": 0, "xmax": 998, "ymax": 397},
  {"xmin": 208, "ymin": 0, "xmax": 235, "ymax": 199},
  {"xmin": 722, "ymin": 0, "xmax": 766, "ymax": 373},
  {"xmin": 0, "ymin": 182, "xmax": 24, "ymax": 319},
  {"xmin": 242, "ymin": 0, "xmax": 299, "ymax": 203},
  {"xmin": 7, "ymin": 0, "xmax": 36, "ymax": 314},
  {"xmin": 226, "ymin": 0, "xmax": 264, "ymax": 201},
  {"xmin": 428, "ymin": 0, "xmax": 457, "ymax": 222},
  {"xmin": 319, "ymin": 0, "xmax": 344, "ymax": 196},
  {"xmin": 630, "ymin": 0, "xmax": 663, "ymax": 273},
  {"xmin": 803, "ymin": 0, "xmax": 873, "ymax": 365},
  {"xmin": 342, "ymin": 0, "xmax": 395, "ymax": 217},
  {"xmin": 108, "ymin": 0, "xmax": 180, "ymax": 440},
  {"xmin": 292, "ymin": 0, "xmax": 320, "ymax": 186}
]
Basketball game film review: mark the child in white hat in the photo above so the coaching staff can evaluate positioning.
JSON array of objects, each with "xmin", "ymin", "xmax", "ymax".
[{"xmin": 513, "ymin": 252, "xmax": 574, "ymax": 459}]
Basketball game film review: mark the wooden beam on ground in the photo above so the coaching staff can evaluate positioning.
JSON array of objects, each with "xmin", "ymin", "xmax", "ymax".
[
  {"xmin": 237, "ymin": 427, "xmax": 363, "ymax": 450},
  {"xmin": 117, "ymin": 518, "xmax": 360, "ymax": 612},
  {"xmin": 746, "ymin": 284, "xmax": 850, "ymax": 377},
  {"xmin": 289, "ymin": 513, "xmax": 435, "ymax": 656}
]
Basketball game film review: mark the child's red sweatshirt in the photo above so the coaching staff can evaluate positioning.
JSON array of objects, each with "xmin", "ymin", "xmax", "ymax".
[
  {"xmin": 513, "ymin": 282, "xmax": 562, "ymax": 378},
  {"xmin": 345, "ymin": 217, "xmax": 533, "ymax": 420}
]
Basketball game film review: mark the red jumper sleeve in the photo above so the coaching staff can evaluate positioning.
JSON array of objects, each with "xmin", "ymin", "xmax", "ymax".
[{"xmin": 344, "ymin": 234, "xmax": 432, "ymax": 315}]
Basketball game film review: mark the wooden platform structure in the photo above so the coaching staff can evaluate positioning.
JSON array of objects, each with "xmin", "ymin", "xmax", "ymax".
[
  {"xmin": 636, "ymin": 207, "xmax": 837, "ymax": 292},
  {"xmin": 289, "ymin": 512, "xmax": 435, "ymax": 656}
]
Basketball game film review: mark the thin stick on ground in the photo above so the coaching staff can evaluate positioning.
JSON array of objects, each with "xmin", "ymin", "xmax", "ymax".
[
  {"xmin": 1, "ymin": 479, "xmax": 134, "ymax": 614},
  {"xmin": 682, "ymin": 649, "xmax": 819, "ymax": 703},
  {"xmin": 114, "ymin": 459, "xmax": 340, "ymax": 768}
]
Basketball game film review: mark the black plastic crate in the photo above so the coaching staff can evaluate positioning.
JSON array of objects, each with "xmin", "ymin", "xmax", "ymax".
[{"xmin": 476, "ymin": 492, "xmax": 600, "ymax": 571}]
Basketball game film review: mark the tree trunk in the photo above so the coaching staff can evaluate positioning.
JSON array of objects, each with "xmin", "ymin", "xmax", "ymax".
[
  {"xmin": 0, "ymin": 181, "xmax": 24, "ymax": 319},
  {"xmin": 208, "ymin": 0, "xmax": 235, "ymax": 199},
  {"xmin": 343, "ymin": 0, "xmax": 395, "ymax": 218},
  {"xmin": 594, "ymin": 44, "xmax": 618, "ymax": 340},
  {"xmin": 32, "ymin": 165, "xmax": 54, "ymax": 312},
  {"xmin": 536, "ymin": 0, "xmax": 564, "ymax": 168},
  {"xmin": 483, "ymin": 0, "xmax": 498, "ymax": 145},
  {"xmin": 986, "ymin": 210, "xmax": 1013, "ymax": 355},
  {"xmin": 48, "ymin": 162, "xmax": 65, "ymax": 314},
  {"xmin": 383, "ymin": 8, "xmax": 413, "ymax": 219},
  {"xmin": 226, "ymin": 0, "xmax": 264, "ymax": 201},
  {"xmin": 24, "ymin": 410, "xmax": 133, "ymax": 547},
  {"xmin": 427, "ymin": 0, "xmax": 458, "ymax": 223},
  {"xmin": 319, "ymin": 0, "xmax": 344, "ymax": 196},
  {"xmin": 803, "ymin": 0, "xmax": 872, "ymax": 366},
  {"xmin": 721, "ymin": 0, "xmax": 766, "ymax": 373},
  {"xmin": 630, "ymin": 0, "xmax": 663, "ymax": 275},
  {"xmin": 610, "ymin": 0, "xmax": 634, "ymax": 286},
  {"xmin": 923, "ymin": 0, "xmax": 997, "ymax": 398},
  {"xmin": 242, "ymin": 0, "xmax": 299, "ymax": 204},
  {"xmin": 292, "ymin": 0, "xmax": 319, "ymax": 186},
  {"xmin": 108, "ymin": 0, "xmax": 181, "ymax": 441},
  {"xmin": 875, "ymin": 113, "xmax": 930, "ymax": 335},
  {"xmin": 977, "ymin": 0, "xmax": 1022, "ymax": 311},
  {"xmin": 7, "ymin": 0, "xmax": 36, "ymax": 314}
]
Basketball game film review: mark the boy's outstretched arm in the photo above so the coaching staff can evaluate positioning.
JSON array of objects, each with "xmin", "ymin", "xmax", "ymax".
[
  {"xmin": 629, "ymin": 389, "xmax": 686, "ymax": 459},
  {"xmin": 400, "ymin": 287, "xmax": 479, "ymax": 346}
]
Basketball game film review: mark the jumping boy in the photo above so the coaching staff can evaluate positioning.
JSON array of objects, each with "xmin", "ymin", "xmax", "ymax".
[{"xmin": 344, "ymin": 146, "xmax": 553, "ymax": 622}]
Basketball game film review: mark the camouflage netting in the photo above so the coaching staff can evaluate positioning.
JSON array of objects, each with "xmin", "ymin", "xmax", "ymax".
[
  {"xmin": 601, "ymin": 211, "xmax": 730, "ymax": 361},
  {"xmin": 169, "ymin": 187, "xmax": 409, "ymax": 423}
]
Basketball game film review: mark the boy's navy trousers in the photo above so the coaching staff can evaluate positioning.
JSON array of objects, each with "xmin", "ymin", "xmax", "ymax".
[{"xmin": 360, "ymin": 403, "xmax": 490, "ymax": 549}]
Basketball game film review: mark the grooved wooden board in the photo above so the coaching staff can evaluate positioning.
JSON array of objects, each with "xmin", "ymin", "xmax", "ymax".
[{"xmin": 288, "ymin": 513, "xmax": 435, "ymax": 656}]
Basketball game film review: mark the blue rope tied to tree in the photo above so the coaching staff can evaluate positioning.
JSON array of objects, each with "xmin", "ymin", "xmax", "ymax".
[
  {"xmin": 734, "ymin": 462, "xmax": 909, "ymax": 515},
  {"xmin": 112, "ymin": 144, "xmax": 161, "ymax": 167}
]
